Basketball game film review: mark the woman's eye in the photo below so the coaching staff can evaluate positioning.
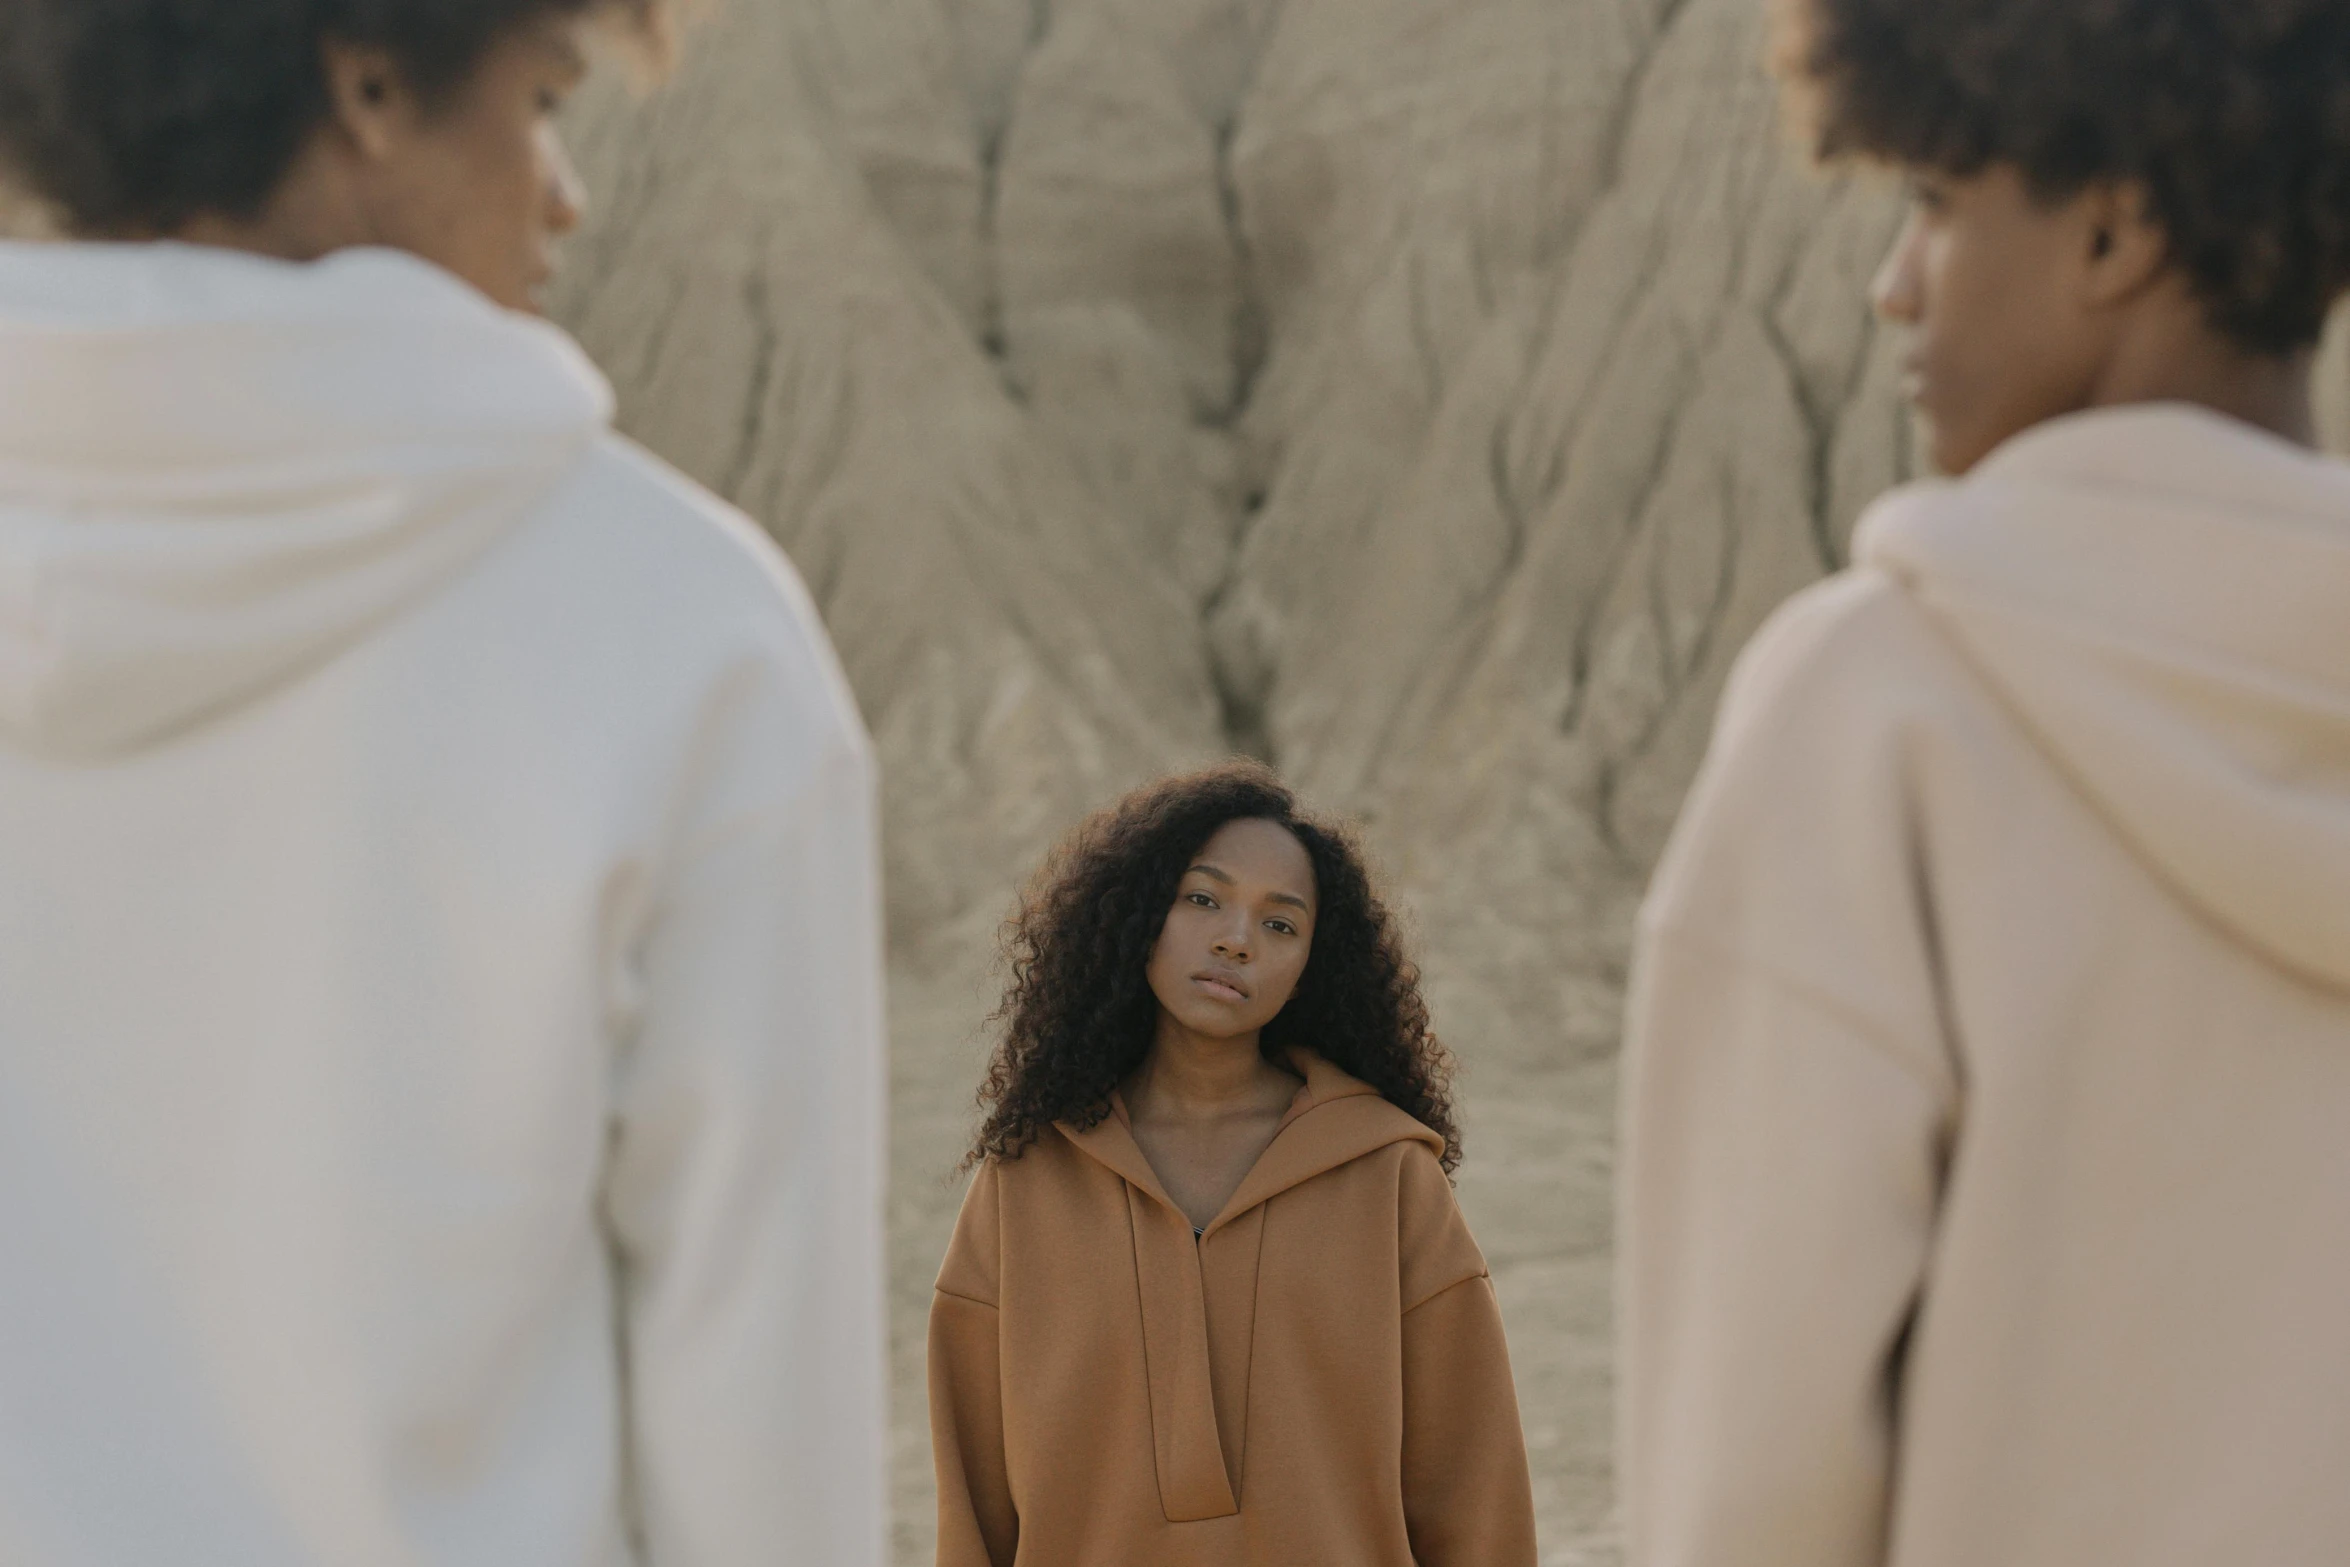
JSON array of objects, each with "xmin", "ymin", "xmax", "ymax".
[
  {"xmin": 1187, "ymin": 892, "xmax": 1216, "ymax": 908},
  {"xmin": 1267, "ymin": 920, "xmax": 1296, "ymax": 936}
]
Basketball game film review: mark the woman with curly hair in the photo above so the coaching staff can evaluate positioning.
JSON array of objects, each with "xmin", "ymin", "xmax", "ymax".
[
  {"xmin": 1621, "ymin": 2, "xmax": 2350, "ymax": 1565},
  {"xmin": 929, "ymin": 762, "xmax": 1536, "ymax": 1567}
]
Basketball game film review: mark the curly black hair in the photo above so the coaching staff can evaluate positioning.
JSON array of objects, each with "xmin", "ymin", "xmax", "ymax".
[
  {"xmin": 1772, "ymin": 0, "xmax": 2350, "ymax": 353},
  {"xmin": 0, "ymin": 0, "xmax": 657, "ymax": 235},
  {"xmin": 969, "ymin": 760, "xmax": 1462, "ymax": 1173}
]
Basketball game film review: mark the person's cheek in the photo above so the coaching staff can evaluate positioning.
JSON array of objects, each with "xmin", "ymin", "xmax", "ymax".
[
  {"xmin": 539, "ymin": 120, "xmax": 587, "ymax": 233},
  {"xmin": 1922, "ymin": 235, "xmax": 1989, "ymax": 453},
  {"xmin": 1151, "ymin": 912, "xmax": 1194, "ymax": 972}
]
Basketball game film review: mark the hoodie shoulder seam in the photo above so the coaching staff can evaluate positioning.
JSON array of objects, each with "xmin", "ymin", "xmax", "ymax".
[
  {"xmin": 1403, "ymin": 1269, "xmax": 1491, "ymax": 1317},
  {"xmin": 933, "ymin": 1286, "xmax": 999, "ymax": 1312}
]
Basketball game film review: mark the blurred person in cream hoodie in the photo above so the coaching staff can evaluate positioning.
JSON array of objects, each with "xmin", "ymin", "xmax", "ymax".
[
  {"xmin": 1620, "ymin": 2, "xmax": 2350, "ymax": 1565},
  {"xmin": 0, "ymin": 2, "xmax": 885, "ymax": 1564}
]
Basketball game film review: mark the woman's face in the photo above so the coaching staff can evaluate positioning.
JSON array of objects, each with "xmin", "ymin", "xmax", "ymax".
[
  {"xmin": 1873, "ymin": 164, "xmax": 2126, "ymax": 474},
  {"xmin": 1145, "ymin": 818, "xmax": 1319, "ymax": 1044},
  {"xmin": 326, "ymin": 16, "xmax": 595, "ymax": 311}
]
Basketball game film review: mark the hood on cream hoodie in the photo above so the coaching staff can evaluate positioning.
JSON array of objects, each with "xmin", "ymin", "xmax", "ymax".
[
  {"xmin": 1860, "ymin": 405, "xmax": 2350, "ymax": 990},
  {"xmin": 0, "ymin": 241, "xmax": 608, "ymax": 757},
  {"xmin": 1621, "ymin": 404, "xmax": 2350, "ymax": 1567},
  {"xmin": 0, "ymin": 242, "xmax": 886, "ymax": 1567}
]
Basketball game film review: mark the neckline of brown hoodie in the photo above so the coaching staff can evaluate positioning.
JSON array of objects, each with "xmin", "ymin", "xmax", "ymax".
[{"xmin": 929, "ymin": 1049, "xmax": 1538, "ymax": 1567}]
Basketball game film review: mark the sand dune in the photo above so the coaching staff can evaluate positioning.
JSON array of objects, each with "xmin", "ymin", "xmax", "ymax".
[
  {"xmin": 566, "ymin": 2, "xmax": 2339, "ymax": 1558},
  {"xmin": 550, "ymin": 8, "xmax": 1895, "ymax": 1548},
  {"xmin": 0, "ymin": 4, "xmax": 2334, "ymax": 1560}
]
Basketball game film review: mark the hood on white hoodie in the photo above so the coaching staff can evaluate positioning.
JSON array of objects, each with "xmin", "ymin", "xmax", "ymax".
[
  {"xmin": 0, "ymin": 241, "xmax": 612, "ymax": 759},
  {"xmin": 1859, "ymin": 403, "xmax": 2350, "ymax": 992}
]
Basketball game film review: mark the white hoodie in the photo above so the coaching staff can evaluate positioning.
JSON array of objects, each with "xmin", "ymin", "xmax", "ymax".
[
  {"xmin": 0, "ymin": 244, "xmax": 886, "ymax": 1566},
  {"xmin": 1621, "ymin": 405, "xmax": 2350, "ymax": 1567}
]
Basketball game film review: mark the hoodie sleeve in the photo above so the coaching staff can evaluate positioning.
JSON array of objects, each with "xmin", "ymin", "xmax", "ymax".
[
  {"xmin": 929, "ymin": 1161, "xmax": 1018, "ymax": 1567},
  {"xmin": 1395, "ymin": 1147, "xmax": 1539, "ymax": 1567},
  {"xmin": 1618, "ymin": 575, "xmax": 1959, "ymax": 1567},
  {"xmin": 600, "ymin": 631, "xmax": 887, "ymax": 1567}
]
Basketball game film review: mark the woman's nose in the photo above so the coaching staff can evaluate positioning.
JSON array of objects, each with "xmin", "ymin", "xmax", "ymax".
[
  {"xmin": 1211, "ymin": 927, "xmax": 1252, "ymax": 961},
  {"xmin": 1872, "ymin": 211, "xmax": 1925, "ymax": 325},
  {"xmin": 541, "ymin": 123, "xmax": 587, "ymax": 237}
]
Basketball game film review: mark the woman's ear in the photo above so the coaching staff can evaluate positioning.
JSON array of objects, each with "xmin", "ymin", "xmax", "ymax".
[
  {"xmin": 2076, "ymin": 180, "xmax": 2170, "ymax": 310},
  {"xmin": 318, "ymin": 39, "xmax": 415, "ymax": 161}
]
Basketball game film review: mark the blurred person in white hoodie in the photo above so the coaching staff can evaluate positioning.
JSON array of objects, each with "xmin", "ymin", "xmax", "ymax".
[
  {"xmin": 1620, "ymin": 2, "xmax": 2350, "ymax": 1565},
  {"xmin": 0, "ymin": 2, "xmax": 886, "ymax": 1564}
]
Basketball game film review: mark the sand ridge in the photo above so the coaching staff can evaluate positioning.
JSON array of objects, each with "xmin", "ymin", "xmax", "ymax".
[{"xmin": 538, "ymin": 4, "xmax": 2350, "ymax": 1562}]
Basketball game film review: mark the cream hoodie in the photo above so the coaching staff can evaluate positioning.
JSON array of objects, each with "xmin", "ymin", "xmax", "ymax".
[
  {"xmin": 0, "ymin": 243, "xmax": 886, "ymax": 1566},
  {"xmin": 1621, "ymin": 405, "xmax": 2350, "ymax": 1567}
]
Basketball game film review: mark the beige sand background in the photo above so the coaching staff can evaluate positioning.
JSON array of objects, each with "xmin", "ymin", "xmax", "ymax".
[
  {"xmin": 538, "ymin": 3, "xmax": 2350, "ymax": 1561},
  {"xmin": 0, "ymin": 3, "xmax": 2327, "ymax": 1564}
]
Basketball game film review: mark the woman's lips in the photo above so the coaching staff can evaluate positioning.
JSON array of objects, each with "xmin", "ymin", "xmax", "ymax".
[
  {"xmin": 1192, "ymin": 973, "xmax": 1249, "ymax": 1003},
  {"xmin": 1900, "ymin": 357, "xmax": 1931, "ymax": 406}
]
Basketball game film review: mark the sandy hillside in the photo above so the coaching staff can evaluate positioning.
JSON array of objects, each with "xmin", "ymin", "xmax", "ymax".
[
  {"xmin": 541, "ymin": 3, "xmax": 2350, "ymax": 1561},
  {"xmin": 0, "ymin": 4, "xmax": 2325, "ymax": 1561}
]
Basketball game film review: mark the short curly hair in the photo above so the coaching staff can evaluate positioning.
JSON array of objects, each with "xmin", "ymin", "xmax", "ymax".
[
  {"xmin": 969, "ymin": 761, "xmax": 1463, "ymax": 1174},
  {"xmin": 1773, "ymin": 0, "xmax": 2350, "ymax": 353},
  {"xmin": 0, "ymin": 0, "xmax": 655, "ymax": 236}
]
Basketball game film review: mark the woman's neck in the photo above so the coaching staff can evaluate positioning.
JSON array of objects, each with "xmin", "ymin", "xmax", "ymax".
[
  {"xmin": 1126, "ymin": 1018, "xmax": 1296, "ymax": 1119},
  {"xmin": 2089, "ymin": 307, "xmax": 2318, "ymax": 449},
  {"xmin": 162, "ymin": 140, "xmax": 373, "ymax": 265}
]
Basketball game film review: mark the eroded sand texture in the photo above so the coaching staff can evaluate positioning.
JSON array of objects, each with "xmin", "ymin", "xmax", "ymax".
[
  {"xmin": 533, "ymin": 5, "xmax": 2349, "ymax": 1562},
  {"xmin": 0, "ymin": 3, "xmax": 2333, "ymax": 1560}
]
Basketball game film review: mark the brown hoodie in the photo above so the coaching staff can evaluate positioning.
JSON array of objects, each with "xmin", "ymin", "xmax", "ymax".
[{"xmin": 929, "ymin": 1051, "xmax": 1537, "ymax": 1566}]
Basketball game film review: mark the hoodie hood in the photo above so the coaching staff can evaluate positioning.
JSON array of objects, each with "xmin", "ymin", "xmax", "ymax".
[
  {"xmin": 1858, "ymin": 403, "xmax": 2350, "ymax": 990},
  {"xmin": 1056, "ymin": 1049, "xmax": 1448, "ymax": 1523},
  {"xmin": 1063, "ymin": 1049, "xmax": 1443, "ymax": 1238},
  {"xmin": 0, "ymin": 241, "xmax": 612, "ymax": 759}
]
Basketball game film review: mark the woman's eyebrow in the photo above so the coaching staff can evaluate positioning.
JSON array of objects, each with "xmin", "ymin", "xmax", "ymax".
[
  {"xmin": 1186, "ymin": 863, "xmax": 1234, "ymax": 884},
  {"xmin": 1267, "ymin": 891, "xmax": 1311, "ymax": 911}
]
